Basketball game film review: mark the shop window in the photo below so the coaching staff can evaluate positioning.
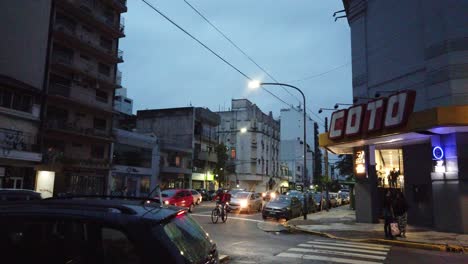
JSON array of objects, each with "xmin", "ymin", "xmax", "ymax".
[{"xmin": 375, "ymin": 149, "xmax": 404, "ymax": 189}]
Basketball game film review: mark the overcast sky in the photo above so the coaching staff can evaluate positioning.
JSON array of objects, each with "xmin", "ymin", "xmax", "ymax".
[{"xmin": 119, "ymin": 0, "xmax": 352, "ymax": 129}]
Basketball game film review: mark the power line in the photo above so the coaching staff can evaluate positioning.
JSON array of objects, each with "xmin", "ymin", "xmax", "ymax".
[{"xmin": 182, "ymin": 0, "xmax": 325, "ymax": 125}]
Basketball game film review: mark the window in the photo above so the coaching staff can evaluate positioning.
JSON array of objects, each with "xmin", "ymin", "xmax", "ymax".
[
  {"xmin": 95, "ymin": 90, "xmax": 108, "ymax": 103},
  {"xmin": 175, "ymin": 156, "xmax": 181, "ymax": 167},
  {"xmin": 124, "ymin": 99, "xmax": 132, "ymax": 104},
  {"xmin": 297, "ymin": 166, "xmax": 301, "ymax": 171},
  {"xmin": 94, "ymin": 118, "xmax": 107, "ymax": 130},
  {"xmin": 98, "ymin": 63, "xmax": 111, "ymax": 76},
  {"xmin": 100, "ymin": 36, "xmax": 113, "ymax": 51},
  {"xmin": 0, "ymin": 88, "xmax": 32, "ymax": 112},
  {"xmin": 114, "ymin": 96, "xmax": 122, "ymax": 101},
  {"xmin": 230, "ymin": 148, "xmax": 236, "ymax": 159},
  {"xmin": 91, "ymin": 145, "xmax": 105, "ymax": 159},
  {"xmin": 140, "ymin": 176, "xmax": 150, "ymax": 195},
  {"xmin": 102, "ymin": 227, "xmax": 140, "ymax": 264}
]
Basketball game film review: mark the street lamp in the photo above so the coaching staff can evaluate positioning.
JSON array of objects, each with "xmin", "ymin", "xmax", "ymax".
[{"xmin": 248, "ymin": 80, "xmax": 309, "ymax": 220}]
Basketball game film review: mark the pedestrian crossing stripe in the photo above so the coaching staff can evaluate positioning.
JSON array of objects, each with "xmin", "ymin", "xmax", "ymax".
[
  {"xmin": 288, "ymin": 247, "xmax": 386, "ymax": 261},
  {"xmin": 297, "ymin": 244, "xmax": 388, "ymax": 255},
  {"xmin": 277, "ymin": 252, "xmax": 382, "ymax": 264},
  {"xmin": 313, "ymin": 239, "xmax": 391, "ymax": 249},
  {"xmin": 306, "ymin": 241, "xmax": 391, "ymax": 251},
  {"xmin": 276, "ymin": 239, "xmax": 390, "ymax": 264}
]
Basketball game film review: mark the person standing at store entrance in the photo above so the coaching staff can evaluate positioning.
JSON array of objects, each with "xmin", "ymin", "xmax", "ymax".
[
  {"xmin": 393, "ymin": 191, "xmax": 408, "ymax": 238},
  {"xmin": 383, "ymin": 190, "xmax": 394, "ymax": 239}
]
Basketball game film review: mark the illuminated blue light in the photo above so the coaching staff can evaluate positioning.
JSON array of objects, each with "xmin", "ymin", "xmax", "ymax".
[{"xmin": 432, "ymin": 146, "xmax": 444, "ymax": 160}]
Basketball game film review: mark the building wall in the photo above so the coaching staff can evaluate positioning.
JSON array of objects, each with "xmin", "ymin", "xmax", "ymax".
[
  {"xmin": 349, "ymin": 0, "xmax": 468, "ymax": 110},
  {"xmin": 0, "ymin": 0, "xmax": 51, "ymax": 89}
]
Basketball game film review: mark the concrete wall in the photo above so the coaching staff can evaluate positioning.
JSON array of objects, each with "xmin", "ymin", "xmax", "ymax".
[
  {"xmin": 349, "ymin": 0, "xmax": 468, "ymax": 110},
  {"xmin": 0, "ymin": 0, "xmax": 51, "ymax": 89},
  {"xmin": 402, "ymin": 142, "xmax": 434, "ymax": 227}
]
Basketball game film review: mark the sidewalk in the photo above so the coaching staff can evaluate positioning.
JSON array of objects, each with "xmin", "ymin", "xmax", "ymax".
[{"xmin": 285, "ymin": 205, "xmax": 468, "ymax": 253}]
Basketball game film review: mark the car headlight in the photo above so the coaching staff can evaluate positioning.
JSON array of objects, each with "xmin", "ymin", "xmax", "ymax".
[
  {"xmin": 240, "ymin": 200, "xmax": 248, "ymax": 208},
  {"xmin": 262, "ymin": 193, "xmax": 266, "ymax": 197},
  {"xmin": 164, "ymin": 200, "xmax": 170, "ymax": 205},
  {"xmin": 270, "ymin": 193, "xmax": 276, "ymax": 199}
]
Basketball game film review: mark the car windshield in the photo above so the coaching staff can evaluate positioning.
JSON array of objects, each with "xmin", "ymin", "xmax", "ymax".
[
  {"xmin": 270, "ymin": 195, "xmax": 290, "ymax": 203},
  {"xmin": 234, "ymin": 192, "xmax": 250, "ymax": 199},
  {"xmin": 161, "ymin": 190, "xmax": 177, "ymax": 197},
  {"xmin": 161, "ymin": 214, "xmax": 212, "ymax": 263}
]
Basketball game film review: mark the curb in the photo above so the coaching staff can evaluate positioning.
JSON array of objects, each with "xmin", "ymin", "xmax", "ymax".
[
  {"xmin": 285, "ymin": 224, "xmax": 467, "ymax": 254},
  {"xmin": 219, "ymin": 254, "xmax": 230, "ymax": 263}
]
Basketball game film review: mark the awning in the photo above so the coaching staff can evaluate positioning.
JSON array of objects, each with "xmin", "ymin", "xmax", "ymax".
[{"xmin": 320, "ymin": 105, "xmax": 468, "ymax": 154}]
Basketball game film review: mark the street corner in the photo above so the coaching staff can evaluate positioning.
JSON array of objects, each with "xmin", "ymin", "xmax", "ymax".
[{"xmin": 257, "ymin": 220, "xmax": 289, "ymax": 233}]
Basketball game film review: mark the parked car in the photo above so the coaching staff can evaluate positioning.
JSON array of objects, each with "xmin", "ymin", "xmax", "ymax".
[
  {"xmin": 328, "ymin": 192, "xmax": 338, "ymax": 208},
  {"xmin": 262, "ymin": 195, "xmax": 302, "ymax": 221},
  {"xmin": 158, "ymin": 189, "xmax": 195, "ymax": 212},
  {"xmin": 312, "ymin": 192, "xmax": 327, "ymax": 211},
  {"xmin": 0, "ymin": 198, "xmax": 219, "ymax": 263},
  {"xmin": 190, "ymin": 189, "xmax": 202, "ymax": 204},
  {"xmin": 0, "ymin": 189, "xmax": 42, "ymax": 201},
  {"xmin": 286, "ymin": 190, "xmax": 316, "ymax": 213},
  {"xmin": 339, "ymin": 192, "xmax": 350, "ymax": 205},
  {"xmin": 330, "ymin": 192, "xmax": 342, "ymax": 207},
  {"xmin": 195, "ymin": 188, "xmax": 210, "ymax": 201},
  {"xmin": 229, "ymin": 191, "xmax": 262, "ymax": 213},
  {"xmin": 261, "ymin": 190, "xmax": 279, "ymax": 201}
]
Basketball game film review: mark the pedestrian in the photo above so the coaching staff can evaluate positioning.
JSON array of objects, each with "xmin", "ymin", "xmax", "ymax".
[
  {"xmin": 393, "ymin": 191, "xmax": 408, "ymax": 238},
  {"xmin": 391, "ymin": 168, "xmax": 399, "ymax": 188},
  {"xmin": 383, "ymin": 190, "xmax": 394, "ymax": 239}
]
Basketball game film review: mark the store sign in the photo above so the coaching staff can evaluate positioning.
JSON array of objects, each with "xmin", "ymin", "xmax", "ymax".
[
  {"xmin": 354, "ymin": 150, "xmax": 366, "ymax": 176},
  {"xmin": 432, "ymin": 146, "xmax": 446, "ymax": 173},
  {"xmin": 329, "ymin": 90, "xmax": 416, "ymax": 139}
]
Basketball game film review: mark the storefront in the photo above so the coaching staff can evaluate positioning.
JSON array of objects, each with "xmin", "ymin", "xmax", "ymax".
[
  {"xmin": 320, "ymin": 91, "xmax": 468, "ymax": 233},
  {"xmin": 192, "ymin": 172, "xmax": 215, "ymax": 190},
  {"xmin": 109, "ymin": 165, "xmax": 153, "ymax": 197}
]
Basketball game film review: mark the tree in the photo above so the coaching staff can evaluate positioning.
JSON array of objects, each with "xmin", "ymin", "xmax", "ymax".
[
  {"xmin": 334, "ymin": 154, "xmax": 353, "ymax": 178},
  {"xmin": 213, "ymin": 143, "xmax": 228, "ymax": 186}
]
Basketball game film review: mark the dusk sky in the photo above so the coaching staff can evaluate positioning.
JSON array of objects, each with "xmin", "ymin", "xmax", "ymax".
[{"xmin": 119, "ymin": 0, "xmax": 352, "ymax": 129}]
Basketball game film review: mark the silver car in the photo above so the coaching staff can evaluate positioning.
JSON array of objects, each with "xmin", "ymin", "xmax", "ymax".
[
  {"xmin": 229, "ymin": 191, "xmax": 262, "ymax": 213},
  {"xmin": 190, "ymin": 189, "xmax": 202, "ymax": 205}
]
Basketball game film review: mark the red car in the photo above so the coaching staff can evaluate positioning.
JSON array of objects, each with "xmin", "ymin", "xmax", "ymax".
[{"xmin": 159, "ymin": 189, "xmax": 195, "ymax": 212}]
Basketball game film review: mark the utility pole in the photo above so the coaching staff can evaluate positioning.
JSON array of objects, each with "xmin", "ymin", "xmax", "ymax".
[{"xmin": 324, "ymin": 117, "xmax": 329, "ymax": 178}]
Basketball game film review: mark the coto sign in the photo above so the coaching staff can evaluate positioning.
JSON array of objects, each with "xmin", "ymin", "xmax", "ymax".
[{"xmin": 329, "ymin": 90, "xmax": 416, "ymax": 139}]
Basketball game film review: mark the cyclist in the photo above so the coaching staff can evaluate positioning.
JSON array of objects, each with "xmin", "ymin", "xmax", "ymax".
[{"xmin": 212, "ymin": 189, "xmax": 231, "ymax": 217}]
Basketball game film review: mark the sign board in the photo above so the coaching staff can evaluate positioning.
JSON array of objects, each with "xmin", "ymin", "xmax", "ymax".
[
  {"xmin": 354, "ymin": 150, "xmax": 366, "ymax": 177},
  {"xmin": 329, "ymin": 90, "xmax": 416, "ymax": 139},
  {"xmin": 35, "ymin": 171, "xmax": 55, "ymax": 198},
  {"xmin": 432, "ymin": 146, "xmax": 446, "ymax": 173}
]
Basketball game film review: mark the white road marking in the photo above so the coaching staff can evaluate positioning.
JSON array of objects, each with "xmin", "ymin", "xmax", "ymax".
[
  {"xmin": 277, "ymin": 252, "xmax": 382, "ymax": 264},
  {"xmin": 313, "ymin": 239, "xmax": 391, "ymax": 248},
  {"xmin": 191, "ymin": 214, "xmax": 264, "ymax": 223},
  {"xmin": 297, "ymin": 244, "xmax": 388, "ymax": 255},
  {"xmin": 231, "ymin": 241, "xmax": 247, "ymax": 246},
  {"xmin": 288, "ymin": 247, "xmax": 386, "ymax": 260},
  {"xmin": 306, "ymin": 241, "xmax": 390, "ymax": 251}
]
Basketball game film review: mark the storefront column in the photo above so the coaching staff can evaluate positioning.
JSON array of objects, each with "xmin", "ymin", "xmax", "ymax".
[{"xmin": 355, "ymin": 145, "xmax": 379, "ymax": 223}]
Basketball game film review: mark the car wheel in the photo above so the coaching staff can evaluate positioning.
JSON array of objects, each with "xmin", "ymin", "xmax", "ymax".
[
  {"xmin": 188, "ymin": 203, "xmax": 194, "ymax": 213},
  {"xmin": 262, "ymin": 214, "xmax": 267, "ymax": 220}
]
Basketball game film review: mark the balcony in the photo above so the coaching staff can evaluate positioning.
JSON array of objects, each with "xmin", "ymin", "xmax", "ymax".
[
  {"xmin": 117, "ymin": 49, "xmax": 123, "ymax": 63},
  {"xmin": 55, "ymin": 0, "xmax": 125, "ymax": 38},
  {"xmin": 48, "ymin": 83, "xmax": 113, "ymax": 113},
  {"xmin": 0, "ymin": 128, "xmax": 41, "ymax": 162},
  {"xmin": 45, "ymin": 155, "xmax": 110, "ymax": 169},
  {"xmin": 45, "ymin": 119, "xmax": 111, "ymax": 141},
  {"xmin": 196, "ymin": 151, "xmax": 217, "ymax": 163},
  {"xmin": 116, "ymin": 70, "xmax": 122, "ymax": 87}
]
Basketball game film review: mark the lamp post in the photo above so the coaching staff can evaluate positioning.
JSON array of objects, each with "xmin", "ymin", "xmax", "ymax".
[{"xmin": 249, "ymin": 81, "xmax": 308, "ymax": 220}]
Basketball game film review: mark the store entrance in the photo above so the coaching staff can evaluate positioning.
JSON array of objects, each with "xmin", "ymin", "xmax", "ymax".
[{"xmin": 375, "ymin": 148, "xmax": 404, "ymax": 190}]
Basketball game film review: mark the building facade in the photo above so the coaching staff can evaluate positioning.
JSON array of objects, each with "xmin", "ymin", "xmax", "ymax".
[
  {"xmin": 0, "ymin": 1, "xmax": 49, "ymax": 191},
  {"xmin": 279, "ymin": 107, "xmax": 315, "ymax": 187},
  {"xmin": 114, "ymin": 87, "xmax": 133, "ymax": 115},
  {"xmin": 217, "ymin": 99, "xmax": 280, "ymax": 192},
  {"xmin": 320, "ymin": 0, "xmax": 468, "ymax": 233},
  {"xmin": 38, "ymin": 0, "xmax": 127, "ymax": 196},
  {"xmin": 136, "ymin": 107, "xmax": 220, "ymax": 190}
]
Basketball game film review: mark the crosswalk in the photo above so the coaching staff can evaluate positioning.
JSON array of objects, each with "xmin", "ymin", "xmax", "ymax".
[{"xmin": 276, "ymin": 239, "xmax": 391, "ymax": 264}]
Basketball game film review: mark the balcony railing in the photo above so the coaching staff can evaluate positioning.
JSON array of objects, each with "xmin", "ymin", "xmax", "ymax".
[
  {"xmin": 197, "ymin": 151, "xmax": 217, "ymax": 163},
  {"xmin": 117, "ymin": 49, "xmax": 123, "ymax": 61},
  {"xmin": 46, "ymin": 120, "xmax": 110, "ymax": 139},
  {"xmin": 49, "ymin": 83, "xmax": 111, "ymax": 109},
  {"xmin": 0, "ymin": 128, "xmax": 39, "ymax": 152}
]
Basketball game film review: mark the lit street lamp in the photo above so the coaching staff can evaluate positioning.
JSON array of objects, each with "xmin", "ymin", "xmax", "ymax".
[{"xmin": 248, "ymin": 80, "xmax": 309, "ymax": 220}]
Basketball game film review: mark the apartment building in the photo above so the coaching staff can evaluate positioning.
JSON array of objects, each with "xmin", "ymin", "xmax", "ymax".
[
  {"xmin": 0, "ymin": 1, "xmax": 49, "ymax": 190},
  {"xmin": 217, "ymin": 99, "xmax": 280, "ymax": 192},
  {"xmin": 37, "ymin": 0, "xmax": 127, "ymax": 195},
  {"xmin": 136, "ymin": 107, "xmax": 220, "ymax": 190}
]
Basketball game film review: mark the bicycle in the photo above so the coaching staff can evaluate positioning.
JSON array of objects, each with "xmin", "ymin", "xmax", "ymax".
[{"xmin": 211, "ymin": 202, "xmax": 228, "ymax": 224}]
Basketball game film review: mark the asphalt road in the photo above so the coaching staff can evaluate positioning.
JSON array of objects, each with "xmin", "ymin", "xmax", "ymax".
[{"xmin": 191, "ymin": 201, "xmax": 467, "ymax": 264}]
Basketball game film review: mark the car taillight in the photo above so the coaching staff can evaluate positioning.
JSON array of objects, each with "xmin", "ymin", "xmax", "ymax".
[{"xmin": 176, "ymin": 210, "xmax": 185, "ymax": 217}]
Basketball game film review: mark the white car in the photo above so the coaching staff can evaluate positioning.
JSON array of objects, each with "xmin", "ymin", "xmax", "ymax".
[
  {"xmin": 228, "ymin": 192, "xmax": 262, "ymax": 213},
  {"xmin": 190, "ymin": 189, "xmax": 202, "ymax": 205}
]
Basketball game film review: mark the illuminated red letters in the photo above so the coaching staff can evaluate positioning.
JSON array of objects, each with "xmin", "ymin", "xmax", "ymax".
[{"xmin": 329, "ymin": 90, "xmax": 416, "ymax": 139}]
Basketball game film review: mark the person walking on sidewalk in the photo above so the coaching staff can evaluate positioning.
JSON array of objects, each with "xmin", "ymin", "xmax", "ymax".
[
  {"xmin": 383, "ymin": 190, "xmax": 394, "ymax": 239},
  {"xmin": 393, "ymin": 191, "xmax": 408, "ymax": 238}
]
